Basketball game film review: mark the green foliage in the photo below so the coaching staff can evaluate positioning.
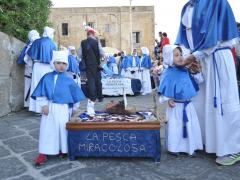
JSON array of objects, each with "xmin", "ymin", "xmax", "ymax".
[{"xmin": 0, "ymin": 0, "xmax": 52, "ymax": 42}]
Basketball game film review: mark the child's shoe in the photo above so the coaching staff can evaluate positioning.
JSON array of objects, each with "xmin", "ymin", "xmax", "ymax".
[{"xmin": 35, "ymin": 154, "xmax": 47, "ymax": 166}]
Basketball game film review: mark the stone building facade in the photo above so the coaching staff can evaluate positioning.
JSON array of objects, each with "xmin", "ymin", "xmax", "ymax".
[{"xmin": 49, "ymin": 6, "xmax": 155, "ymax": 54}]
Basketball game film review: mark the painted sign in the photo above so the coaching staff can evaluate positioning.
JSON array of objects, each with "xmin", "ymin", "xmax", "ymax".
[{"xmin": 68, "ymin": 130, "xmax": 161, "ymax": 162}]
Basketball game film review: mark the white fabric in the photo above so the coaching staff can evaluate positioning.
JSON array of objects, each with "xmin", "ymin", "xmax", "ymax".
[
  {"xmin": 43, "ymin": 26, "xmax": 55, "ymax": 40},
  {"xmin": 183, "ymin": 5, "xmax": 240, "ymax": 156},
  {"xmin": 87, "ymin": 100, "xmax": 95, "ymax": 115},
  {"xmin": 23, "ymin": 55, "xmax": 33, "ymax": 107},
  {"xmin": 66, "ymin": 71, "xmax": 81, "ymax": 87},
  {"xmin": 162, "ymin": 45, "xmax": 177, "ymax": 67},
  {"xmin": 141, "ymin": 47, "xmax": 149, "ymax": 55},
  {"xmin": 29, "ymin": 62, "xmax": 52, "ymax": 113},
  {"xmin": 22, "ymin": 30, "xmax": 40, "ymax": 107},
  {"xmin": 39, "ymin": 102, "xmax": 69, "ymax": 155},
  {"xmin": 52, "ymin": 50, "xmax": 68, "ymax": 64},
  {"xmin": 139, "ymin": 69, "xmax": 152, "ymax": 95},
  {"xmin": 28, "ymin": 30, "xmax": 40, "ymax": 43},
  {"xmin": 192, "ymin": 49, "xmax": 240, "ymax": 156},
  {"xmin": 68, "ymin": 46, "xmax": 75, "ymax": 55},
  {"xmin": 164, "ymin": 102, "xmax": 203, "ymax": 155},
  {"xmin": 102, "ymin": 78, "xmax": 134, "ymax": 96},
  {"xmin": 182, "ymin": 5, "xmax": 194, "ymax": 50}
]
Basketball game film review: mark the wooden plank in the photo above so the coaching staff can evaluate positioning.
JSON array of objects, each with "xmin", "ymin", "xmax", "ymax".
[{"xmin": 66, "ymin": 121, "xmax": 160, "ymax": 130}]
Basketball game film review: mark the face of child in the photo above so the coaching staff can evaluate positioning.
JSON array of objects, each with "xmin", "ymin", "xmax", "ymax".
[
  {"xmin": 71, "ymin": 49, "xmax": 76, "ymax": 55},
  {"xmin": 54, "ymin": 61, "xmax": 68, "ymax": 72},
  {"xmin": 173, "ymin": 48, "xmax": 183, "ymax": 66}
]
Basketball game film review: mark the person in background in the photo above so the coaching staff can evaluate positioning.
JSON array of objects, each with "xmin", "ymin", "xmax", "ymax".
[
  {"xmin": 17, "ymin": 30, "xmax": 40, "ymax": 107},
  {"xmin": 107, "ymin": 55, "xmax": 118, "ymax": 75},
  {"xmin": 121, "ymin": 48, "xmax": 141, "ymax": 80},
  {"xmin": 160, "ymin": 32, "xmax": 170, "ymax": 51},
  {"xmin": 139, "ymin": 47, "xmax": 152, "ymax": 95},
  {"xmin": 78, "ymin": 27, "xmax": 105, "ymax": 115},
  {"xmin": 27, "ymin": 26, "xmax": 57, "ymax": 113},
  {"xmin": 67, "ymin": 46, "xmax": 81, "ymax": 87},
  {"xmin": 32, "ymin": 50, "xmax": 85, "ymax": 166}
]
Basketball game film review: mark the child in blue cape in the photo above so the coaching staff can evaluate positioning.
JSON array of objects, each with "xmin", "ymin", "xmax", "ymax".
[
  {"xmin": 31, "ymin": 50, "xmax": 85, "ymax": 166},
  {"xmin": 158, "ymin": 45, "xmax": 203, "ymax": 156}
]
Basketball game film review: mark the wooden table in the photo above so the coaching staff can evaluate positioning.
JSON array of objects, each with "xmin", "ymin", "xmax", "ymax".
[{"xmin": 66, "ymin": 121, "xmax": 161, "ymax": 162}]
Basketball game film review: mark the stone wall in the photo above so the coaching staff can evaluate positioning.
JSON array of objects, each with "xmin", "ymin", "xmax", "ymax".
[{"xmin": 0, "ymin": 31, "xmax": 25, "ymax": 117}]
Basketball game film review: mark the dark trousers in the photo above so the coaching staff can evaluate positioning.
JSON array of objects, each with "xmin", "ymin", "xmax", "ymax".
[{"xmin": 86, "ymin": 66, "xmax": 102, "ymax": 102}]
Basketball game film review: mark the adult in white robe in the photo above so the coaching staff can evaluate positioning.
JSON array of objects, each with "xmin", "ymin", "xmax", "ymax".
[
  {"xmin": 176, "ymin": 0, "xmax": 240, "ymax": 165},
  {"xmin": 139, "ymin": 47, "xmax": 152, "ymax": 95}
]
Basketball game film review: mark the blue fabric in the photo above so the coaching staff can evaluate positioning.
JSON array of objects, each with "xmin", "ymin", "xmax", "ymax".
[
  {"xmin": 17, "ymin": 42, "xmax": 30, "ymax": 65},
  {"xmin": 131, "ymin": 79, "xmax": 141, "ymax": 94},
  {"xmin": 121, "ymin": 55, "xmax": 140, "ymax": 69},
  {"xmin": 141, "ymin": 55, "xmax": 152, "ymax": 69},
  {"xmin": 158, "ymin": 67, "xmax": 197, "ymax": 100},
  {"xmin": 31, "ymin": 71, "xmax": 85, "ymax": 105},
  {"xmin": 212, "ymin": 47, "xmax": 230, "ymax": 115},
  {"xmin": 174, "ymin": 100, "xmax": 191, "ymax": 138},
  {"xmin": 175, "ymin": 0, "xmax": 239, "ymax": 51},
  {"xmin": 68, "ymin": 55, "xmax": 80, "ymax": 73},
  {"xmin": 68, "ymin": 130, "xmax": 161, "ymax": 162},
  {"xmin": 102, "ymin": 64, "xmax": 114, "ymax": 77},
  {"xmin": 27, "ymin": 37, "xmax": 57, "ymax": 63},
  {"xmin": 107, "ymin": 56, "xmax": 116, "ymax": 64}
]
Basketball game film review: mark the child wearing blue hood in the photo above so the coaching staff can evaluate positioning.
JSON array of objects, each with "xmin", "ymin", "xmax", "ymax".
[
  {"xmin": 31, "ymin": 50, "xmax": 85, "ymax": 166},
  {"xmin": 158, "ymin": 45, "xmax": 203, "ymax": 156}
]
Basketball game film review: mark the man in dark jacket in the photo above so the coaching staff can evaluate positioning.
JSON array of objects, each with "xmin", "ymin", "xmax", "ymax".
[{"xmin": 78, "ymin": 27, "xmax": 105, "ymax": 115}]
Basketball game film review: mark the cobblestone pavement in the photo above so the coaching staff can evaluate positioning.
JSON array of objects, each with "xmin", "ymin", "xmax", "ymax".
[{"xmin": 0, "ymin": 95, "xmax": 239, "ymax": 180}]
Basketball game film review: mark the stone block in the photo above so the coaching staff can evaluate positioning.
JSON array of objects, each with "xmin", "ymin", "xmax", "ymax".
[
  {"xmin": 3, "ymin": 136, "xmax": 37, "ymax": 154},
  {"xmin": 0, "ymin": 157, "xmax": 27, "ymax": 179}
]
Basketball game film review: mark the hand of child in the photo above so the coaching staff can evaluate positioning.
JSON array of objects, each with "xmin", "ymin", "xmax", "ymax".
[
  {"xmin": 42, "ymin": 105, "xmax": 49, "ymax": 115},
  {"xmin": 168, "ymin": 99, "xmax": 175, "ymax": 108}
]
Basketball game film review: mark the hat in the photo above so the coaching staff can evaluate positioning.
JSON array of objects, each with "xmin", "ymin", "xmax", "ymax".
[
  {"xmin": 52, "ymin": 50, "xmax": 68, "ymax": 64},
  {"xmin": 68, "ymin": 46, "xmax": 75, "ymax": 51},
  {"xmin": 28, "ymin": 30, "xmax": 40, "ymax": 43},
  {"xmin": 85, "ymin": 26, "xmax": 96, "ymax": 35},
  {"xmin": 141, "ymin": 47, "xmax": 149, "ymax": 55},
  {"xmin": 43, "ymin": 26, "xmax": 55, "ymax": 39},
  {"xmin": 162, "ymin": 44, "xmax": 177, "ymax": 67}
]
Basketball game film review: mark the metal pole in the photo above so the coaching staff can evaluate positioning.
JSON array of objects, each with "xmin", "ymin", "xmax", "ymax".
[{"xmin": 129, "ymin": 0, "xmax": 133, "ymax": 53}]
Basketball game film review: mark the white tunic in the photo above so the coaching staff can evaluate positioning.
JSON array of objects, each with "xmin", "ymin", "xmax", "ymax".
[
  {"xmin": 29, "ymin": 61, "xmax": 52, "ymax": 113},
  {"xmin": 159, "ymin": 73, "xmax": 204, "ymax": 155},
  {"xmin": 183, "ymin": 5, "xmax": 240, "ymax": 156},
  {"xmin": 23, "ymin": 54, "xmax": 33, "ymax": 107},
  {"xmin": 124, "ymin": 56, "xmax": 141, "ymax": 80},
  {"xmin": 37, "ymin": 74, "xmax": 79, "ymax": 155},
  {"xmin": 139, "ymin": 57, "xmax": 152, "ymax": 95}
]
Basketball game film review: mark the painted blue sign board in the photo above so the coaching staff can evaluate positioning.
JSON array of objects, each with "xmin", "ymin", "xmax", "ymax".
[{"xmin": 68, "ymin": 130, "xmax": 161, "ymax": 162}]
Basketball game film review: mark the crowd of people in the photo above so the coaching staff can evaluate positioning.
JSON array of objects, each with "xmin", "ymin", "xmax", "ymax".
[{"xmin": 17, "ymin": 0, "xmax": 240, "ymax": 167}]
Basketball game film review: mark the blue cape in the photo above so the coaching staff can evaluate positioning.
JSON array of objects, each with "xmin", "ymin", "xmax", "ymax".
[
  {"xmin": 31, "ymin": 71, "xmax": 85, "ymax": 105},
  {"xmin": 68, "ymin": 55, "xmax": 80, "ymax": 73},
  {"xmin": 121, "ymin": 55, "xmax": 140, "ymax": 69},
  {"xmin": 141, "ymin": 55, "xmax": 152, "ymax": 69},
  {"xmin": 107, "ymin": 56, "xmax": 116, "ymax": 64},
  {"xmin": 27, "ymin": 37, "xmax": 57, "ymax": 63},
  {"xmin": 158, "ymin": 67, "xmax": 197, "ymax": 100},
  {"xmin": 17, "ymin": 42, "xmax": 30, "ymax": 65},
  {"xmin": 175, "ymin": 0, "xmax": 239, "ymax": 51}
]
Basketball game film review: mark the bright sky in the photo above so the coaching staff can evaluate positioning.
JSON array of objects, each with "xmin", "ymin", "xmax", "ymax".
[{"xmin": 51, "ymin": 0, "xmax": 240, "ymax": 42}]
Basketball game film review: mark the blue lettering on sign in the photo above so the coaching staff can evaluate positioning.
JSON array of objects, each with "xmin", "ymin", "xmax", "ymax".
[{"xmin": 68, "ymin": 130, "xmax": 161, "ymax": 162}]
